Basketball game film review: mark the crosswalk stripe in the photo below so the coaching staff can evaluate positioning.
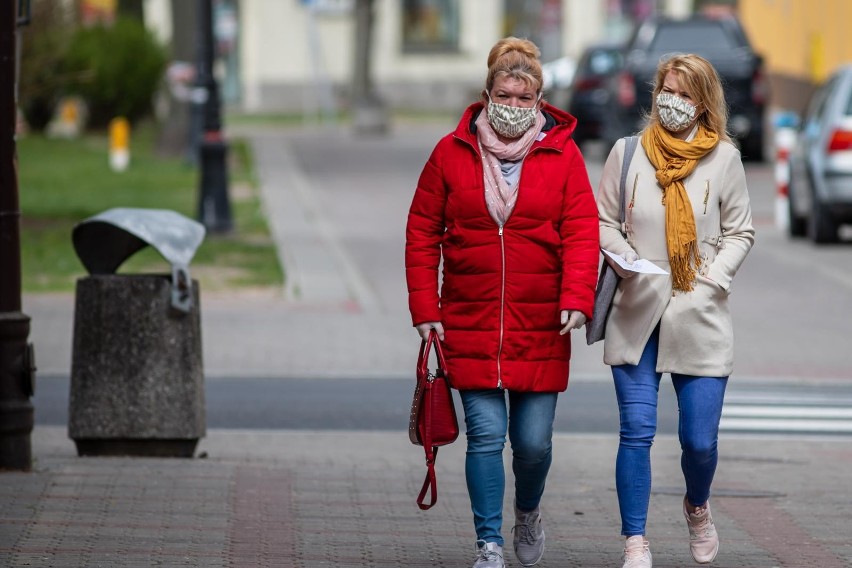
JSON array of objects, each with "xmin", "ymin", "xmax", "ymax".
[
  {"xmin": 724, "ymin": 394, "xmax": 852, "ymax": 406},
  {"xmin": 722, "ymin": 405, "xmax": 852, "ymax": 419},
  {"xmin": 721, "ymin": 388, "xmax": 852, "ymax": 433},
  {"xmin": 720, "ymin": 417, "xmax": 852, "ymax": 433}
]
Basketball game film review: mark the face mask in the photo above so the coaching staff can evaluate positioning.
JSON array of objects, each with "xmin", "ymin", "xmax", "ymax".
[
  {"xmin": 656, "ymin": 92, "xmax": 697, "ymax": 133},
  {"xmin": 486, "ymin": 92, "xmax": 540, "ymax": 138}
]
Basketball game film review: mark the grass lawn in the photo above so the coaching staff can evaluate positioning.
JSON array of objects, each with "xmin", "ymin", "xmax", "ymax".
[{"xmin": 16, "ymin": 122, "xmax": 283, "ymax": 293}]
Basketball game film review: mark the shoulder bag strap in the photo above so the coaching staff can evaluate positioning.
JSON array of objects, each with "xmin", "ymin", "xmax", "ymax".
[{"xmin": 619, "ymin": 135, "xmax": 639, "ymax": 233}]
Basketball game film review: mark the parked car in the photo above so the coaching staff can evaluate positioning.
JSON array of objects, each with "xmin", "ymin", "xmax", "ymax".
[
  {"xmin": 601, "ymin": 14, "xmax": 769, "ymax": 161},
  {"xmin": 787, "ymin": 65, "xmax": 852, "ymax": 243},
  {"xmin": 559, "ymin": 42, "xmax": 625, "ymax": 146}
]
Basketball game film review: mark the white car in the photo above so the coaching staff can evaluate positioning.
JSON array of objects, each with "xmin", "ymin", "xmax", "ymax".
[{"xmin": 788, "ymin": 64, "xmax": 852, "ymax": 243}]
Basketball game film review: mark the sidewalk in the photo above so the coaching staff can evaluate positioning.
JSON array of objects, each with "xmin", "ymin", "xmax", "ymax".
[
  {"xmin": 3, "ymin": 427, "xmax": 850, "ymax": 567},
  {"xmin": 5, "ymin": 121, "xmax": 852, "ymax": 567}
]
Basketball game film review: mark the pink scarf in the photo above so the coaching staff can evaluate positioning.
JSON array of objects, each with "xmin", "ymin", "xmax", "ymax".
[{"xmin": 475, "ymin": 110, "xmax": 546, "ymax": 226}]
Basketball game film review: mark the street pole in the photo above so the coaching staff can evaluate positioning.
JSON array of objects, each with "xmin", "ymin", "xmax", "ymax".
[
  {"xmin": 351, "ymin": 0, "xmax": 388, "ymax": 135},
  {"xmin": 0, "ymin": 0, "xmax": 35, "ymax": 472},
  {"xmin": 194, "ymin": 0, "xmax": 232, "ymax": 233}
]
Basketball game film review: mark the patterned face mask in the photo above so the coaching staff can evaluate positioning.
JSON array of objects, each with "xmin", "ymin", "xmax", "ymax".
[
  {"xmin": 656, "ymin": 92, "xmax": 697, "ymax": 133},
  {"xmin": 486, "ymin": 92, "xmax": 540, "ymax": 138}
]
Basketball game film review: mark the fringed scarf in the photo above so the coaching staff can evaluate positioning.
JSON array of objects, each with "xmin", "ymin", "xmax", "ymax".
[
  {"xmin": 475, "ymin": 109, "xmax": 546, "ymax": 227},
  {"xmin": 640, "ymin": 123, "xmax": 719, "ymax": 291}
]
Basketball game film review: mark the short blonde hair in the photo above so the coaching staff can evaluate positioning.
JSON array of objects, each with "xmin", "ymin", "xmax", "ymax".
[
  {"xmin": 483, "ymin": 37, "xmax": 543, "ymax": 97},
  {"xmin": 647, "ymin": 53, "xmax": 732, "ymax": 143}
]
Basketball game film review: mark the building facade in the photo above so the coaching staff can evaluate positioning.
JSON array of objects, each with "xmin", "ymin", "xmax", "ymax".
[
  {"xmin": 143, "ymin": 0, "xmax": 694, "ymax": 115},
  {"xmin": 739, "ymin": 0, "xmax": 852, "ymax": 113}
]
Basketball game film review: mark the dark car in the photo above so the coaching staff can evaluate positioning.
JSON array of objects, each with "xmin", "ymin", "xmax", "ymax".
[
  {"xmin": 561, "ymin": 43, "xmax": 624, "ymax": 146},
  {"xmin": 787, "ymin": 64, "xmax": 852, "ymax": 243},
  {"xmin": 601, "ymin": 14, "xmax": 769, "ymax": 161}
]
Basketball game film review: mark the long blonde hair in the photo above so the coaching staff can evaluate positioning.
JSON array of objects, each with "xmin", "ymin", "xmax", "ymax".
[
  {"xmin": 483, "ymin": 37, "xmax": 543, "ymax": 98},
  {"xmin": 647, "ymin": 53, "xmax": 732, "ymax": 143}
]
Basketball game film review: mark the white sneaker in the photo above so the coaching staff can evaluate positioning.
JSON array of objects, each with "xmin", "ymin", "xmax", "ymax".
[
  {"xmin": 683, "ymin": 497, "xmax": 719, "ymax": 563},
  {"xmin": 622, "ymin": 535, "xmax": 652, "ymax": 568},
  {"xmin": 512, "ymin": 504, "xmax": 545, "ymax": 566},
  {"xmin": 472, "ymin": 541, "xmax": 505, "ymax": 568}
]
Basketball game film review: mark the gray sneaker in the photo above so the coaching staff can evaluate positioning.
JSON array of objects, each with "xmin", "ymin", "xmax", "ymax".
[
  {"xmin": 473, "ymin": 541, "xmax": 504, "ymax": 568},
  {"xmin": 512, "ymin": 504, "xmax": 545, "ymax": 566}
]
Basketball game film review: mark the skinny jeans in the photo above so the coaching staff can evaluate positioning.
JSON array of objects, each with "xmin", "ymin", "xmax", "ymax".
[
  {"xmin": 612, "ymin": 326, "xmax": 727, "ymax": 536},
  {"xmin": 459, "ymin": 389, "xmax": 558, "ymax": 547}
]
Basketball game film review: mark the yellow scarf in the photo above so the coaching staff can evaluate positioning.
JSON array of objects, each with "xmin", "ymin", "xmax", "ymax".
[{"xmin": 640, "ymin": 124, "xmax": 719, "ymax": 291}]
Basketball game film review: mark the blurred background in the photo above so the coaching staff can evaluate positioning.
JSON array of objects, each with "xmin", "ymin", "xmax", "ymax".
[
  {"xmin": 16, "ymin": 0, "xmax": 851, "ymax": 137},
  {"xmin": 6, "ymin": 0, "xmax": 852, "ymax": 441},
  {"xmin": 2, "ymin": 5, "xmax": 852, "ymax": 563}
]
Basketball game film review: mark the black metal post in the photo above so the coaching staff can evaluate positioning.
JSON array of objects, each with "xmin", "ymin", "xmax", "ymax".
[
  {"xmin": 0, "ymin": 0, "xmax": 35, "ymax": 472},
  {"xmin": 194, "ymin": 0, "xmax": 232, "ymax": 233}
]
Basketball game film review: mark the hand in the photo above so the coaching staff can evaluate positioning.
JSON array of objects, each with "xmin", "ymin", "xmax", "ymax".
[
  {"xmin": 606, "ymin": 250, "xmax": 640, "ymax": 279},
  {"xmin": 415, "ymin": 321, "xmax": 445, "ymax": 341},
  {"xmin": 559, "ymin": 310, "xmax": 587, "ymax": 335}
]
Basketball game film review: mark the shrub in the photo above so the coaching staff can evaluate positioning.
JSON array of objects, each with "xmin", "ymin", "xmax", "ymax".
[
  {"xmin": 63, "ymin": 17, "xmax": 168, "ymax": 127},
  {"xmin": 18, "ymin": 2, "xmax": 76, "ymax": 131}
]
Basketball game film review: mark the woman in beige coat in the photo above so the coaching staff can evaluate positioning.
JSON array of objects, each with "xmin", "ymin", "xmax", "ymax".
[{"xmin": 596, "ymin": 54, "xmax": 754, "ymax": 568}]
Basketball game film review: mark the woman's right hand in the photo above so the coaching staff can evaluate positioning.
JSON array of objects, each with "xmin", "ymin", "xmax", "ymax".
[
  {"xmin": 415, "ymin": 321, "xmax": 445, "ymax": 341},
  {"xmin": 605, "ymin": 250, "xmax": 640, "ymax": 279}
]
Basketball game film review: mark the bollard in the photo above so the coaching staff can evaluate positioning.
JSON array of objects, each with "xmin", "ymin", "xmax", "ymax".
[
  {"xmin": 109, "ymin": 117, "xmax": 130, "ymax": 172},
  {"xmin": 773, "ymin": 111, "xmax": 799, "ymax": 232}
]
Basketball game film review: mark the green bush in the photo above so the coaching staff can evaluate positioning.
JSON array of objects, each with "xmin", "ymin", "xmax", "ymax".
[
  {"xmin": 18, "ymin": 2, "xmax": 76, "ymax": 131},
  {"xmin": 63, "ymin": 17, "xmax": 168, "ymax": 127}
]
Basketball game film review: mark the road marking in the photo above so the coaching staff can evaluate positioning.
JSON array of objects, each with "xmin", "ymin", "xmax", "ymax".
[
  {"xmin": 720, "ymin": 417, "xmax": 852, "ymax": 433},
  {"xmin": 723, "ymin": 405, "xmax": 852, "ymax": 419},
  {"xmin": 721, "ymin": 393, "xmax": 852, "ymax": 434}
]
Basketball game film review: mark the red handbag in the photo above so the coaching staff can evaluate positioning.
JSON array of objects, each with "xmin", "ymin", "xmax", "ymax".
[{"xmin": 409, "ymin": 329, "xmax": 460, "ymax": 510}]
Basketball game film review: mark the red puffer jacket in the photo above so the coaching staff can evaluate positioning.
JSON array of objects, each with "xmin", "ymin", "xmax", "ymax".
[{"xmin": 406, "ymin": 102, "xmax": 599, "ymax": 392}]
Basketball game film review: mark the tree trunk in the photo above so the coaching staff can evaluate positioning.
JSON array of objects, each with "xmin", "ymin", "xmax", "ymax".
[{"xmin": 351, "ymin": 0, "xmax": 388, "ymax": 135}]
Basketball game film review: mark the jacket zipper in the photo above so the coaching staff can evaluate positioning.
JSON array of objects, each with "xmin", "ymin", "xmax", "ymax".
[
  {"xmin": 463, "ymin": 133, "xmax": 544, "ymax": 389},
  {"xmin": 497, "ymin": 225, "xmax": 506, "ymax": 389}
]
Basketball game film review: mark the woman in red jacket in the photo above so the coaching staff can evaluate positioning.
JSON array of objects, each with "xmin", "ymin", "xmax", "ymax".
[{"xmin": 405, "ymin": 37, "xmax": 599, "ymax": 568}]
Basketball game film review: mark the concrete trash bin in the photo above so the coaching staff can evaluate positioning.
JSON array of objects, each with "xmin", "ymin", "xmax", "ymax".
[{"xmin": 68, "ymin": 208, "xmax": 206, "ymax": 457}]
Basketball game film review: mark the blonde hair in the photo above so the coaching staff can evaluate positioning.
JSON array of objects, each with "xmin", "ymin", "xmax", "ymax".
[
  {"xmin": 483, "ymin": 37, "xmax": 543, "ymax": 97},
  {"xmin": 647, "ymin": 53, "xmax": 732, "ymax": 143}
]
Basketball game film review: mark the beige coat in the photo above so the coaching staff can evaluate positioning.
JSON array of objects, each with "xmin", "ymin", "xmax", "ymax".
[{"xmin": 598, "ymin": 136, "xmax": 755, "ymax": 376}]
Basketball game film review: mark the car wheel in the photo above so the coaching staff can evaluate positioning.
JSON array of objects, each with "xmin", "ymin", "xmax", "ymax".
[
  {"xmin": 786, "ymin": 172, "xmax": 807, "ymax": 237},
  {"xmin": 787, "ymin": 197, "xmax": 807, "ymax": 237},
  {"xmin": 742, "ymin": 133, "xmax": 765, "ymax": 162},
  {"xmin": 808, "ymin": 198, "xmax": 839, "ymax": 244}
]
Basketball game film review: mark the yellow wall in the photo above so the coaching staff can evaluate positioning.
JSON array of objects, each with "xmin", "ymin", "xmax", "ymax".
[{"xmin": 740, "ymin": 0, "xmax": 852, "ymax": 84}]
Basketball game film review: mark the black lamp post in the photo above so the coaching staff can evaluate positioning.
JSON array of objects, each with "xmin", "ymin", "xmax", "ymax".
[
  {"xmin": 0, "ymin": 0, "xmax": 35, "ymax": 472},
  {"xmin": 194, "ymin": 0, "xmax": 232, "ymax": 233}
]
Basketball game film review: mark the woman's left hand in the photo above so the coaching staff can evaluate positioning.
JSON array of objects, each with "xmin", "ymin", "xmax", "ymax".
[{"xmin": 559, "ymin": 310, "xmax": 587, "ymax": 335}]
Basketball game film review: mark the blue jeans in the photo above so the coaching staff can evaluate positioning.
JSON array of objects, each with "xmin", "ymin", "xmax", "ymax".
[
  {"xmin": 612, "ymin": 327, "xmax": 727, "ymax": 536},
  {"xmin": 459, "ymin": 389, "xmax": 558, "ymax": 547}
]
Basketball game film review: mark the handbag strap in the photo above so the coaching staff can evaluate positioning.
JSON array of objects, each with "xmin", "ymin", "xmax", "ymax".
[
  {"xmin": 618, "ymin": 136, "xmax": 639, "ymax": 232},
  {"xmin": 416, "ymin": 444, "xmax": 439, "ymax": 509},
  {"xmin": 417, "ymin": 329, "xmax": 448, "ymax": 379},
  {"xmin": 415, "ymin": 329, "xmax": 448, "ymax": 510}
]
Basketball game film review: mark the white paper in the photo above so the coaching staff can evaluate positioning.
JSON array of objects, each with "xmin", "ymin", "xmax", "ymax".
[{"xmin": 603, "ymin": 250, "xmax": 669, "ymax": 275}]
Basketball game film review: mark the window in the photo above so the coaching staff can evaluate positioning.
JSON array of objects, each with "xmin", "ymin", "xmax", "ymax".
[
  {"xmin": 402, "ymin": 0, "xmax": 459, "ymax": 53},
  {"xmin": 650, "ymin": 22, "xmax": 734, "ymax": 52}
]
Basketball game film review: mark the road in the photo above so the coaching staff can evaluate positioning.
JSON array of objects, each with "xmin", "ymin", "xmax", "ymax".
[
  {"xmin": 33, "ymin": 374, "xmax": 852, "ymax": 436},
  {"xmin": 29, "ymin": 126, "xmax": 852, "ymax": 438},
  {"xmin": 282, "ymin": 128, "xmax": 852, "ymax": 383}
]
